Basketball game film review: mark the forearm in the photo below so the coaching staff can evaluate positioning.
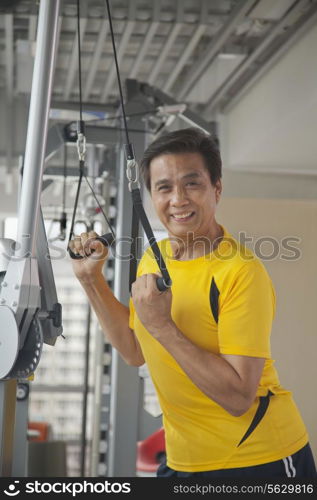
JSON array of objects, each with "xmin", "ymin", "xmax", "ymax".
[
  {"xmin": 155, "ymin": 322, "xmax": 252, "ymax": 416},
  {"xmin": 80, "ymin": 274, "xmax": 145, "ymax": 366}
]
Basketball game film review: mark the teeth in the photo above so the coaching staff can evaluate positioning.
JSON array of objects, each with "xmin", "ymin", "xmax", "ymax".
[{"xmin": 173, "ymin": 212, "xmax": 192, "ymax": 219}]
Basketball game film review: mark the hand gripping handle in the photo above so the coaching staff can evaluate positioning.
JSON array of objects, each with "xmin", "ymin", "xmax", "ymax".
[
  {"xmin": 68, "ymin": 233, "xmax": 172, "ymax": 292},
  {"xmin": 156, "ymin": 277, "xmax": 172, "ymax": 292},
  {"xmin": 68, "ymin": 232, "xmax": 115, "ymax": 259}
]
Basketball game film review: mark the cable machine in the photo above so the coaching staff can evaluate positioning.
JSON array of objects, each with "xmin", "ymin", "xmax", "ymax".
[
  {"xmin": 0, "ymin": 0, "xmax": 215, "ymax": 477},
  {"xmin": 0, "ymin": 0, "xmax": 62, "ymax": 476}
]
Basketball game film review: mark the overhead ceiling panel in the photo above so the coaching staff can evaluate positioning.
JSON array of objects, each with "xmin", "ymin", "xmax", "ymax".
[{"xmin": 0, "ymin": 0, "xmax": 315, "ymax": 125}]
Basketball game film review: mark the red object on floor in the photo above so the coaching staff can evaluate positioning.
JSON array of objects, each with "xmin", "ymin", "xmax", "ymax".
[
  {"xmin": 136, "ymin": 427, "xmax": 166, "ymax": 473},
  {"xmin": 27, "ymin": 422, "xmax": 51, "ymax": 442}
]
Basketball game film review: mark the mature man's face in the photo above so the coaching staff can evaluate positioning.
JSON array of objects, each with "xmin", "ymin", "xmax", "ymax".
[{"xmin": 149, "ymin": 152, "xmax": 221, "ymax": 240}]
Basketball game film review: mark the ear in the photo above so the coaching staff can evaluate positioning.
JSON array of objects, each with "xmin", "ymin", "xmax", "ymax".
[{"xmin": 215, "ymin": 180, "xmax": 222, "ymax": 204}]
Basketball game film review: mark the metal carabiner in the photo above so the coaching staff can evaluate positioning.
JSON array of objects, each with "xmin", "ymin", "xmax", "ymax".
[
  {"xmin": 76, "ymin": 132, "xmax": 86, "ymax": 162},
  {"xmin": 126, "ymin": 158, "xmax": 140, "ymax": 191}
]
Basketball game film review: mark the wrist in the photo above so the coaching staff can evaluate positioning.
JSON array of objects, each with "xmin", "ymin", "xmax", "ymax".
[
  {"xmin": 149, "ymin": 319, "xmax": 177, "ymax": 341},
  {"xmin": 79, "ymin": 272, "xmax": 107, "ymax": 288}
]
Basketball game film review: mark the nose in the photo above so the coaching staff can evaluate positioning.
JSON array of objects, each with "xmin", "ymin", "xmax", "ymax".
[{"xmin": 170, "ymin": 185, "xmax": 189, "ymax": 207}]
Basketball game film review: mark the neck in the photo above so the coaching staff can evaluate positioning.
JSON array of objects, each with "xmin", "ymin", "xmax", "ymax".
[{"xmin": 169, "ymin": 223, "xmax": 223, "ymax": 260}]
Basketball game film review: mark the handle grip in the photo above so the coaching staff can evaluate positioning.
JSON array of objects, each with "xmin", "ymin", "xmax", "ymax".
[
  {"xmin": 156, "ymin": 277, "xmax": 172, "ymax": 292},
  {"xmin": 68, "ymin": 232, "xmax": 115, "ymax": 260}
]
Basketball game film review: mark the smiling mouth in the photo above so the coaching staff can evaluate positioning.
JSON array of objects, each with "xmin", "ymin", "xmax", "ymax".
[{"xmin": 171, "ymin": 212, "xmax": 195, "ymax": 222}]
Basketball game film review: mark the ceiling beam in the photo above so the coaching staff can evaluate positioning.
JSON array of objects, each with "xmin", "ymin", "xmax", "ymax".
[
  {"xmin": 129, "ymin": 20, "xmax": 160, "ymax": 79},
  {"xmin": 83, "ymin": 19, "xmax": 109, "ymax": 101},
  {"xmin": 205, "ymin": 0, "xmax": 310, "ymax": 114},
  {"xmin": 51, "ymin": 100, "xmax": 116, "ymax": 113},
  {"xmin": 101, "ymin": 2, "xmax": 136, "ymax": 103},
  {"xmin": 63, "ymin": 16, "xmax": 88, "ymax": 101},
  {"xmin": 163, "ymin": 0, "xmax": 209, "ymax": 93},
  {"xmin": 163, "ymin": 24, "xmax": 207, "ymax": 92},
  {"xmin": 177, "ymin": 0, "xmax": 257, "ymax": 100},
  {"xmin": 148, "ymin": 0, "xmax": 183, "ymax": 86},
  {"xmin": 223, "ymin": 2, "xmax": 317, "ymax": 113},
  {"xmin": 129, "ymin": 0, "xmax": 161, "ymax": 79},
  {"xmin": 101, "ymin": 20, "xmax": 135, "ymax": 102}
]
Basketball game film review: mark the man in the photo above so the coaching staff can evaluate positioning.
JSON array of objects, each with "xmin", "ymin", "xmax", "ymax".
[{"xmin": 70, "ymin": 127, "xmax": 316, "ymax": 477}]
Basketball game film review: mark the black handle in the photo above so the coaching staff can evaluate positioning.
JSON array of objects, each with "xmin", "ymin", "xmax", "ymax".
[
  {"xmin": 68, "ymin": 232, "xmax": 115, "ymax": 260},
  {"xmin": 156, "ymin": 277, "xmax": 172, "ymax": 292}
]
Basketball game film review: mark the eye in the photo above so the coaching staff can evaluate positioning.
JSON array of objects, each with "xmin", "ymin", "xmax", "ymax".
[
  {"xmin": 157, "ymin": 185, "xmax": 171, "ymax": 191},
  {"xmin": 186, "ymin": 181, "xmax": 198, "ymax": 187}
]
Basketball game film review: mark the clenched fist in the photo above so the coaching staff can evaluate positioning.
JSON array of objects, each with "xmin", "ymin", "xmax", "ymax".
[
  {"xmin": 131, "ymin": 273, "xmax": 174, "ymax": 337},
  {"xmin": 69, "ymin": 231, "xmax": 109, "ymax": 284}
]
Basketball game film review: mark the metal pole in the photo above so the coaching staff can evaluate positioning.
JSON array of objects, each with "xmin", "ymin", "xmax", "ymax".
[
  {"xmin": 16, "ymin": 0, "xmax": 60, "ymax": 259},
  {"xmin": 0, "ymin": 0, "xmax": 60, "ymax": 478},
  {"xmin": 107, "ymin": 85, "xmax": 152, "ymax": 477},
  {"xmin": 80, "ymin": 303, "xmax": 92, "ymax": 476},
  {"xmin": 107, "ymin": 147, "xmax": 141, "ymax": 477}
]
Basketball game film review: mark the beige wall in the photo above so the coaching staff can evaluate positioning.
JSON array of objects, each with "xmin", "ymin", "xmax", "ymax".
[{"xmin": 217, "ymin": 197, "xmax": 317, "ymax": 461}]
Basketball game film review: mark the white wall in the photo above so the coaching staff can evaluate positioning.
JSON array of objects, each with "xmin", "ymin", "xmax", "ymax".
[{"xmin": 223, "ymin": 22, "xmax": 317, "ymax": 174}]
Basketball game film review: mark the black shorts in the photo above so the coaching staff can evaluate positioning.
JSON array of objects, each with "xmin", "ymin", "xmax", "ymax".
[{"xmin": 157, "ymin": 443, "xmax": 316, "ymax": 478}]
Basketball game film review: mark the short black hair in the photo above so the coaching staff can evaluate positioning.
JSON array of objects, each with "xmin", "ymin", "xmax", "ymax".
[{"xmin": 140, "ymin": 127, "xmax": 222, "ymax": 191}]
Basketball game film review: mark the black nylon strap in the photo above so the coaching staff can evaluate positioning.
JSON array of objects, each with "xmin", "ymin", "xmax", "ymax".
[
  {"xmin": 237, "ymin": 390, "xmax": 274, "ymax": 447},
  {"xmin": 131, "ymin": 188, "xmax": 171, "ymax": 287},
  {"xmin": 129, "ymin": 205, "xmax": 139, "ymax": 292},
  {"xmin": 67, "ymin": 160, "xmax": 85, "ymax": 256}
]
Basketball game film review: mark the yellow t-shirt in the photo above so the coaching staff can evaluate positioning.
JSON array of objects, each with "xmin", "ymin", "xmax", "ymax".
[{"xmin": 129, "ymin": 227, "xmax": 308, "ymax": 472}]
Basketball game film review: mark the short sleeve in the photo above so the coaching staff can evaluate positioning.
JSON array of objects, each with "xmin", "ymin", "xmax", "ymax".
[
  {"xmin": 129, "ymin": 297, "xmax": 135, "ymax": 330},
  {"xmin": 129, "ymin": 255, "xmax": 145, "ymax": 330},
  {"xmin": 218, "ymin": 260, "xmax": 275, "ymax": 358}
]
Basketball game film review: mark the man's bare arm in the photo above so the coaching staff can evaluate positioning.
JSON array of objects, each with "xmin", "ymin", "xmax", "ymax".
[
  {"xmin": 80, "ymin": 275, "xmax": 145, "ymax": 366},
  {"xmin": 156, "ymin": 322, "xmax": 264, "ymax": 416},
  {"xmin": 69, "ymin": 231, "xmax": 144, "ymax": 367},
  {"xmin": 131, "ymin": 273, "xmax": 264, "ymax": 416}
]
